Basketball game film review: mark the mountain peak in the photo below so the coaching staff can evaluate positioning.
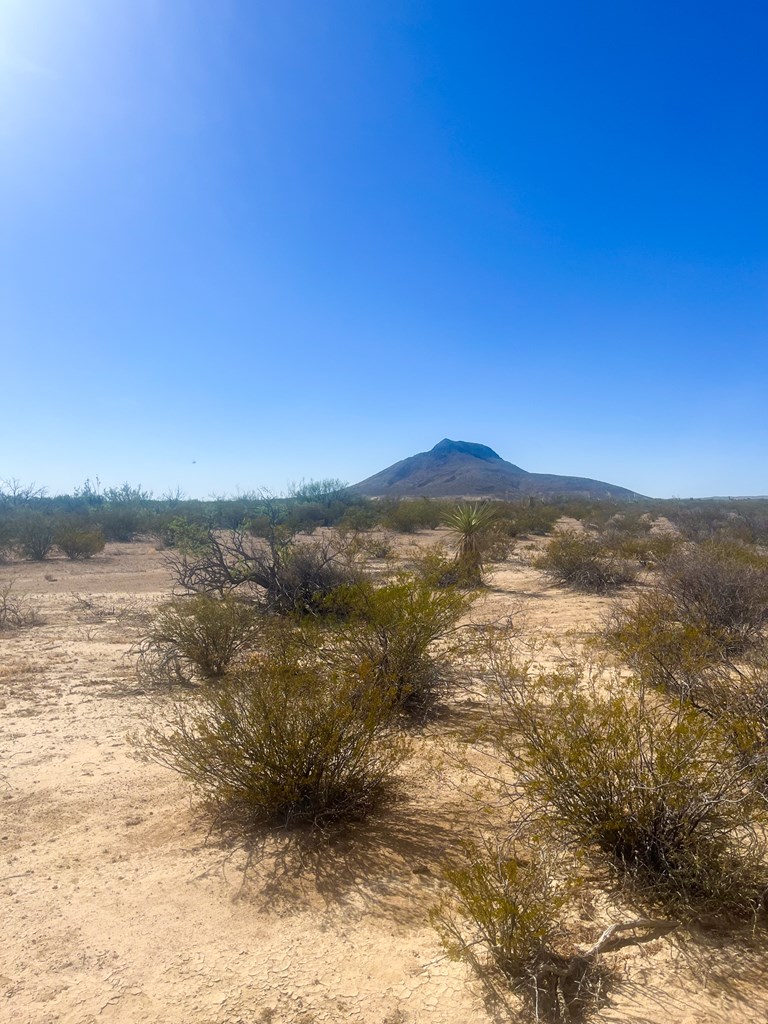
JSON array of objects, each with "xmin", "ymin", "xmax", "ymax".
[
  {"xmin": 352, "ymin": 438, "xmax": 644, "ymax": 500},
  {"xmin": 430, "ymin": 438, "xmax": 502, "ymax": 461}
]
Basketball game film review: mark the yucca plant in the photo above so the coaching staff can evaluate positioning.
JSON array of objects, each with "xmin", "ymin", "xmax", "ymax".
[{"xmin": 442, "ymin": 502, "xmax": 499, "ymax": 585}]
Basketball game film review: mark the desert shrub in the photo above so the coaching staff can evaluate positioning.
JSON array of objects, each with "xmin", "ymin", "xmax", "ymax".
[
  {"xmin": 604, "ymin": 594, "xmax": 768, "ymax": 797},
  {"xmin": 432, "ymin": 840, "xmax": 562, "ymax": 973},
  {"xmin": 0, "ymin": 517, "xmax": 15, "ymax": 562},
  {"xmin": 665, "ymin": 501, "xmax": 759, "ymax": 543},
  {"xmin": 137, "ymin": 654, "xmax": 406, "ymax": 828},
  {"xmin": 16, "ymin": 512, "xmax": 57, "ymax": 560},
  {"xmin": 155, "ymin": 516, "xmax": 212, "ymax": 553},
  {"xmin": 324, "ymin": 574, "xmax": 473, "ymax": 712},
  {"xmin": 504, "ymin": 502, "xmax": 562, "ymax": 537},
  {"xmin": 0, "ymin": 580, "xmax": 43, "ymax": 630},
  {"xmin": 277, "ymin": 541, "xmax": 364, "ymax": 614},
  {"xmin": 493, "ymin": 666, "xmax": 768, "ymax": 916},
  {"xmin": 535, "ymin": 531, "xmax": 638, "ymax": 592},
  {"xmin": 656, "ymin": 541, "xmax": 768, "ymax": 656},
  {"xmin": 55, "ymin": 524, "xmax": 106, "ymax": 560},
  {"xmin": 379, "ymin": 498, "xmax": 446, "ymax": 533},
  {"xmin": 602, "ymin": 591, "xmax": 721, "ymax": 695},
  {"xmin": 97, "ymin": 507, "xmax": 144, "ymax": 542},
  {"xmin": 360, "ymin": 533, "xmax": 395, "ymax": 560},
  {"xmin": 165, "ymin": 524, "xmax": 364, "ymax": 614},
  {"xmin": 431, "ymin": 839, "xmax": 606, "ymax": 1021},
  {"xmin": 135, "ymin": 595, "xmax": 262, "ymax": 681},
  {"xmin": 409, "ymin": 545, "xmax": 471, "ymax": 588},
  {"xmin": 600, "ymin": 529, "xmax": 679, "ymax": 567},
  {"xmin": 96, "ymin": 487, "xmax": 153, "ymax": 541},
  {"xmin": 336, "ymin": 505, "xmax": 379, "ymax": 534}
]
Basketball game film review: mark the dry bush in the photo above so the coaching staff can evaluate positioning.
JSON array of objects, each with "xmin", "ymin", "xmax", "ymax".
[
  {"xmin": 535, "ymin": 531, "xmax": 638, "ymax": 592},
  {"xmin": 656, "ymin": 541, "xmax": 768, "ymax": 656},
  {"xmin": 665, "ymin": 501, "xmax": 768, "ymax": 544},
  {"xmin": 0, "ymin": 580, "xmax": 43, "ymax": 630},
  {"xmin": 134, "ymin": 595, "xmax": 262, "ymax": 682},
  {"xmin": 491, "ymin": 662, "xmax": 768, "ymax": 918},
  {"xmin": 136, "ymin": 654, "xmax": 406, "ymax": 829},
  {"xmin": 165, "ymin": 524, "xmax": 363, "ymax": 614}
]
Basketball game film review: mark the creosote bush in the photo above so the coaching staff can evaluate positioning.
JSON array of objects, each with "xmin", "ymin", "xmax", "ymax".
[
  {"xmin": 431, "ymin": 838, "xmax": 609, "ymax": 1022},
  {"xmin": 379, "ymin": 497, "xmax": 446, "ymax": 533},
  {"xmin": 603, "ymin": 594, "xmax": 768, "ymax": 795},
  {"xmin": 324, "ymin": 573, "xmax": 474, "ymax": 712},
  {"xmin": 492, "ymin": 664, "xmax": 768, "ymax": 917},
  {"xmin": 135, "ymin": 594, "xmax": 262, "ymax": 681},
  {"xmin": 55, "ymin": 524, "xmax": 106, "ymax": 560},
  {"xmin": 137, "ymin": 654, "xmax": 406, "ymax": 828},
  {"xmin": 432, "ymin": 838, "xmax": 565, "ymax": 975},
  {"xmin": 535, "ymin": 530, "xmax": 638, "ymax": 592},
  {"xmin": 602, "ymin": 592, "xmax": 720, "ymax": 695},
  {"xmin": 408, "ymin": 545, "xmax": 475, "ymax": 589},
  {"xmin": 16, "ymin": 513, "xmax": 57, "ymax": 561}
]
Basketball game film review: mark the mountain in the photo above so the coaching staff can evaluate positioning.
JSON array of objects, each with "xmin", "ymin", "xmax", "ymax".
[{"xmin": 351, "ymin": 439, "xmax": 644, "ymax": 500}]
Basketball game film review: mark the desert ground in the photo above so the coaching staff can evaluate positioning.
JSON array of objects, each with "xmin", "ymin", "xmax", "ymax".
[{"xmin": 2, "ymin": 535, "xmax": 767, "ymax": 1024}]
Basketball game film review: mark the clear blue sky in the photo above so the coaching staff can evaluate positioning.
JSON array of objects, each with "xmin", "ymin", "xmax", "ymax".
[{"xmin": 1, "ymin": 1, "xmax": 766, "ymax": 498}]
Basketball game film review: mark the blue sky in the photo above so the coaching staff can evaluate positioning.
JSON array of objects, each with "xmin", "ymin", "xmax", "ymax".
[{"xmin": 1, "ymin": 1, "xmax": 766, "ymax": 498}]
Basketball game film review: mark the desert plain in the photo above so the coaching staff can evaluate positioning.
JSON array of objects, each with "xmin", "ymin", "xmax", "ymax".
[{"xmin": 2, "ymin": 532, "xmax": 767, "ymax": 1024}]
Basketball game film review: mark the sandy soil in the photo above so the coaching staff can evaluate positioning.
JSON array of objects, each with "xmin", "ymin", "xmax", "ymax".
[{"xmin": 2, "ymin": 537, "xmax": 767, "ymax": 1024}]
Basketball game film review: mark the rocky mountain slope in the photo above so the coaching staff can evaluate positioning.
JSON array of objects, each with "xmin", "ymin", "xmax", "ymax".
[{"xmin": 352, "ymin": 438, "xmax": 644, "ymax": 500}]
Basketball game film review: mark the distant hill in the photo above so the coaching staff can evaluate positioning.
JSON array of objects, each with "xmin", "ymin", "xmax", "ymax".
[{"xmin": 352, "ymin": 439, "xmax": 645, "ymax": 500}]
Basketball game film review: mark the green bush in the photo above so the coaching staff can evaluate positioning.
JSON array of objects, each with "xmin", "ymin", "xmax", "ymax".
[
  {"xmin": 493, "ymin": 667, "xmax": 768, "ymax": 916},
  {"xmin": 137, "ymin": 654, "xmax": 406, "ymax": 828},
  {"xmin": 600, "ymin": 529, "xmax": 679, "ymax": 567},
  {"xmin": 431, "ymin": 839, "xmax": 605, "ymax": 1021},
  {"xmin": 55, "ymin": 524, "xmax": 106, "ymax": 560},
  {"xmin": 432, "ymin": 839, "xmax": 564, "ymax": 976},
  {"xmin": 325, "ymin": 574, "xmax": 473, "ymax": 712},
  {"xmin": 16, "ymin": 512, "xmax": 57, "ymax": 560},
  {"xmin": 0, "ymin": 517, "xmax": 14, "ymax": 562},
  {"xmin": 602, "ymin": 591, "xmax": 720, "ymax": 695},
  {"xmin": 135, "ymin": 594, "xmax": 262, "ymax": 681},
  {"xmin": 604, "ymin": 595, "xmax": 768, "ymax": 795},
  {"xmin": 408, "ymin": 545, "xmax": 471, "ymax": 588},
  {"xmin": 379, "ymin": 498, "xmax": 446, "ymax": 533},
  {"xmin": 503, "ymin": 501, "xmax": 561, "ymax": 537},
  {"xmin": 336, "ymin": 505, "xmax": 380, "ymax": 534},
  {"xmin": 156, "ymin": 516, "xmax": 212, "ymax": 553},
  {"xmin": 535, "ymin": 530, "xmax": 638, "ymax": 592}
]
